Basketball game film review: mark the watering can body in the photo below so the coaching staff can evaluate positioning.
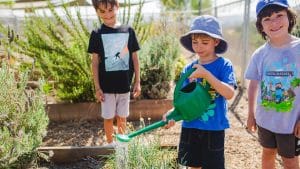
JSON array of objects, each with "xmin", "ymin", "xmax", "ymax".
[{"xmin": 116, "ymin": 68, "xmax": 211, "ymax": 142}]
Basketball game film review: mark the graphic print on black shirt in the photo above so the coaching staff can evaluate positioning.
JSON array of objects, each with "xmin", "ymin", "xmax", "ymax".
[
  {"xmin": 87, "ymin": 25, "xmax": 140, "ymax": 93},
  {"xmin": 102, "ymin": 33, "xmax": 130, "ymax": 71}
]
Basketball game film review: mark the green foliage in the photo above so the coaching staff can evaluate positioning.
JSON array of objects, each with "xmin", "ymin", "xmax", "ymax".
[
  {"xmin": 139, "ymin": 34, "xmax": 180, "ymax": 99},
  {"xmin": 0, "ymin": 0, "xmax": 14, "ymax": 6},
  {"xmin": 174, "ymin": 55, "xmax": 187, "ymax": 82},
  {"xmin": 293, "ymin": 24, "xmax": 300, "ymax": 38},
  {"xmin": 160, "ymin": 0, "xmax": 211, "ymax": 11},
  {"xmin": 126, "ymin": 0, "xmax": 151, "ymax": 45},
  {"xmin": 103, "ymin": 137, "xmax": 177, "ymax": 169},
  {"xmin": 191, "ymin": 0, "xmax": 211, "ymax": 11},
  {"xmin": 160, "ymin": 0, "xmax": 183, "ymax": 10},
  {"xmin": 0, "ymin": 63, "xmax": 49, "ymax": 168},
  {"xmin": 7, "ymin": 2, "xmax": 93, "ymax": 102}
]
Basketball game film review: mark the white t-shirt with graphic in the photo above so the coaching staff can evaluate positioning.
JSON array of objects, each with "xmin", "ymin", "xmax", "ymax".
[{"xmin": 245, "ymin": 37, "xmax": 300, "ymax": 134}]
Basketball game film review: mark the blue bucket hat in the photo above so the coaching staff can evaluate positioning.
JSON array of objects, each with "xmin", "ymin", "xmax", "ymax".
[
  {"xmin": 180, "ymin": 15, "xmax": 228, "ymax": 54},
  {"xmin": 256, "ymin": 0, "xmax": 289, "ymax": 16}
]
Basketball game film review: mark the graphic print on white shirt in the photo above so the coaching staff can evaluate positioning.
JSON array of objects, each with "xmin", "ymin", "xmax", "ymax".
[
  {"xmin": 102, "ymin": 33, "xmax": 129, "ymax": 71},
  {"xmin": 261, "ymin": 50, "xmax": 300, "ymax": 112}
]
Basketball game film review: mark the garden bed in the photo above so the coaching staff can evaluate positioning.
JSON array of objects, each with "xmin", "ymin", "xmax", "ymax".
[{"xmin": 36, "ymin": 88, "xmax": 285, "ymax": 169}]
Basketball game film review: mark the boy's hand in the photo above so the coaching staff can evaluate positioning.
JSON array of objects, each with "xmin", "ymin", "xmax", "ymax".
[
  {"xmin": 95, "ymin": 89, "xmax": 104, "ymax": 102},
  {"xmin": 189, "ymin": 64, "xmax": 209, "ymax": 80},
  {"xmin": 246, "ymin": 114, "xmax": 257, "ymax": 132},
  {"xmin": 132, "ymin": 82, "xmax": 141, "ymax": 98},
  {"xmin": 294, "ymin": 120, "xmax": 300, "ymax": 138},
  {"xmin": 162, "ymin": 109, "xmax": 176, "ymax": 129}
]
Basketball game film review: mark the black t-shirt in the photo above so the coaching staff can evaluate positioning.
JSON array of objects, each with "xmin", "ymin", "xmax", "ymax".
[{"xmin": 88, "ymin": 24, "xmax": 140, "ymax": 93}]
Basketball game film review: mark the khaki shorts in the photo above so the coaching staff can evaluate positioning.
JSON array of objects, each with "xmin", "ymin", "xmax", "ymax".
[
  {"xmin": 101, "ymin": 92, "xmax": 130, "ymax": 119},
  {"xmin": 258, "ymin": 125, "xmax": 296, "ymax": 158}
]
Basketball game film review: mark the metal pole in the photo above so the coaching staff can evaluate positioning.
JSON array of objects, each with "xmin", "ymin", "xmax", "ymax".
[
  {"xmin": 214, "ymin": 0, "xmax": 217, "ymax": 17},
  {"xmin": 241, "ymin": 0, "xmax": 250, "ymax": 88},
  {"xmin": 199, "ymin": 0, "xmax": 202, "ymax": 15}
]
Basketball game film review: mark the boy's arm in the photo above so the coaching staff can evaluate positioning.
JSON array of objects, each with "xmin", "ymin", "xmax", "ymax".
[
  {"xmin": 203, "ymin": 71, "xmax": 234, "ymax": 100},
  {"xmin": 132, "ymin": 51, "xmax": 141, "ymax": 98},
  {"xmin": 247, "ymin": 80, "xmax": 259, "ymax": 132},
  {"xmin": 190, "ymin": 64, "xmax": 234, "ymax": 100},
  {"xmin": 91, "ymin": 53, "xmax": 104, "ymax": 102}
]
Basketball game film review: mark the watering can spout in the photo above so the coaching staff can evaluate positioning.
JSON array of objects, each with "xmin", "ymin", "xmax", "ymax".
[{"xmin": 116, "ymin": 109, "xmax": 181, "ymax": 142}]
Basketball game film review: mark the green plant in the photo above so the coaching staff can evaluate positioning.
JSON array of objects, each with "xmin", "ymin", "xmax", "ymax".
[
  {"xmin": 0, "ymin": 0, "xmax": 14, "ymax": 6},
  {"xmin": 174, "ymin": 55, "xmax": 187, "ymax": 82},
  {"xmin": 160, "ymin": 0, "xmax": 211, "ymax": 11},
  {"xmin": 0, "ymin": 63, "xmax": 49, "ymax": 168},
  {"xmin": 293, "ymin": 24, "xmax": 300, "ymax": 38},
  {"xmin": 103, "ymin": 137, "xmax": 177, "ymax": 169},
  {"xmin": 139, "ymin": 33, "xmax": 180, "ymax": 99}
]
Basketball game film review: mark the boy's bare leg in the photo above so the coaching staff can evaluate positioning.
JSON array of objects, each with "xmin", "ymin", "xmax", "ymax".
[
  {"xmin": 262, "ymin": 147, "xmax": 277, "ymax": 169},
  {"xmin": 116, "ymin": 115, "xmax": 126, "ymax": 134},
  {"xmin": 282, "ymin": 156, "xmax": 299, "ymax": 169},
  {"xmin": 104, "ymin": 118, "xmax": 114, "ymax": 143}
]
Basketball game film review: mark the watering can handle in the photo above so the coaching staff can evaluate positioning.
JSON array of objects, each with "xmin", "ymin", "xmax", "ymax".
[
  {"xmin": 174, "ymin": 68, "xmax": 211, "ymax": 100},
  {"xmin": 174, "ymin": 68, "xmax": 196, "ymax": 100}
]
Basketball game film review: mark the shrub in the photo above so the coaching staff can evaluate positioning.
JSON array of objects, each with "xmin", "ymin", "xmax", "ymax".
[
  {"xmin": 0, "ymin": 63, "xmax": 48, "ymax": 168},
  {"xmin": 139, "ymin": 34, "xmax": 180, "ymax": 99}
]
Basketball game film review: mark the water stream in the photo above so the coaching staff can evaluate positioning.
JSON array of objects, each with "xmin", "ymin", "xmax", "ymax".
[{"xmin": 115, "ymin": 141, "xmax": 129, "ymax": 169}]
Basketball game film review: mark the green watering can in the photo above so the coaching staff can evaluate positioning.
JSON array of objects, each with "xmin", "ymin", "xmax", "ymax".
[{"xmin": 116, "ymin": 68, "xmax": 211, "ymax": 142}]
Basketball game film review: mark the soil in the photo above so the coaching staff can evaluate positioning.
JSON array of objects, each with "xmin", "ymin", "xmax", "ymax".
[{"xmin": 37, "ymin": 87, "xmax": 286, "ymax": 169}]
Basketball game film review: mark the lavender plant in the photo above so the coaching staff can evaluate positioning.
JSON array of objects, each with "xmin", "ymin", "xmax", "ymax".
[{"xmin": 0, "ymin": 63, "xmax": 48, "ymax": 168}]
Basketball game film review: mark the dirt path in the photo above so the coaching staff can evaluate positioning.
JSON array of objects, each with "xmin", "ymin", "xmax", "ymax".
[
  {"xmin": 224, "ymin": 88, "xmax": 283, "ymax": 169},
  {"xmin": 41, "ymin": 87, "xmax": 287, "ymax": 169}
]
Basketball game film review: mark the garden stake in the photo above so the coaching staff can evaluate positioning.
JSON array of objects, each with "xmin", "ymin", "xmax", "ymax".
[{"xmin": 116, "ymin": 68, "xmax": 212, "ymax": 142}]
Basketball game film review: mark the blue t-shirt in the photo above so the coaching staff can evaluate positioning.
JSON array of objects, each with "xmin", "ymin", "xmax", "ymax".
[
  {"xmin": 181, "ymin": 57, "xmax": 237, "ymax": 131},
  {"xmin": 245, "ymin": 37, "xmax": 300, "ymax": 134}
]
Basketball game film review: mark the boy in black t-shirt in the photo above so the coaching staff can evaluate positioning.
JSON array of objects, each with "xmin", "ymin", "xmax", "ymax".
[{"xmin": 88, "ymin": 0, "xmax": 141, "ymax": 146}]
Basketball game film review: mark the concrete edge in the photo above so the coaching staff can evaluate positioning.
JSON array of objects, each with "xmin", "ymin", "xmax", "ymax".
[{"xmin": 38, "ymin": 144, "xmax": 177, "ymax": 163}]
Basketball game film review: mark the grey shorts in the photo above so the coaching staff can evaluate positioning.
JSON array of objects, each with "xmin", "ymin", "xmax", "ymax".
[
  {"xmin": 257, "ymin": 125, "xmax": 296, "ymax": 158},
  {"xmin": 101, "ymin": 92, "xmax": 130, "ymax": 119}
]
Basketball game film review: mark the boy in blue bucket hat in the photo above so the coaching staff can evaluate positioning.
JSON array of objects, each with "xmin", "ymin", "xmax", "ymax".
[
  {"xmin": 245, "ymin": 0, "xmax": 300, "ymax": 168},
  {"xmin": 163, "ymin": 15, "xmax": 237, "ymax": 169}
]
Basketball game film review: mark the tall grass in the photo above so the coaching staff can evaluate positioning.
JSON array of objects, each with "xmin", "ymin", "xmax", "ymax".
[{"xmin": 103, "ymin": 136, "xmax": 177, "ymax": 169}]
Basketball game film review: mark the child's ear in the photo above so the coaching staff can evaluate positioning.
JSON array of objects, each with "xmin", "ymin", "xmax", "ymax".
[{"xmin": 214, "ymin": 39, "xmax": 220, "ymax": 47}]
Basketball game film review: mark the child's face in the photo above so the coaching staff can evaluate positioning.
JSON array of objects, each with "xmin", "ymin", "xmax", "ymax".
[
  {"xmin": 96, "ymin": 3, "xmax": 118, "ymax": 27},
  {"xmin": 261, "ymin": 10, "xmax": 289, "ymax": 40},
  {"xmin": 191, "ymin": 34, "xmax": 220, "ymax": 58}
]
